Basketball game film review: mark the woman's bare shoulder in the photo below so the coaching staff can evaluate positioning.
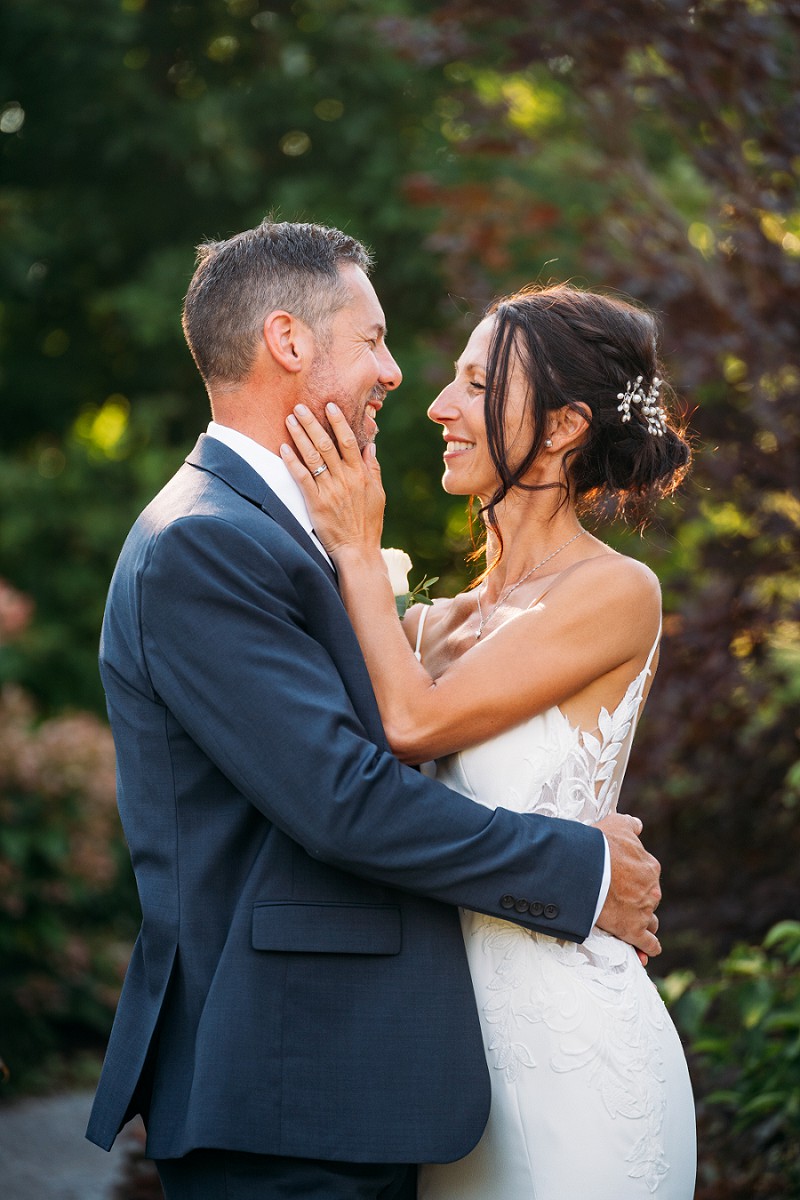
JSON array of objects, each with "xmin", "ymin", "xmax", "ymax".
[
  {"xmin": 525, "ymin": 550, "xmax": 661, "ymax": 645},
  {"xmin": 542, "ymin": 550, "xmax": 662, "ymax": 649},
  {"xmin": 574, "ymin": 549, "xmax": 661, "ymax": 602}
]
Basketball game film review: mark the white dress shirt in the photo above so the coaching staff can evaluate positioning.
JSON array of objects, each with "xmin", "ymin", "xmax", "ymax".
[
  {"xmin": 205, "ymin": 421, "xmax": 610, "ymax": 926},
  {"xmin": 594, "ymin": 845, "xmax": 612, "ymax": 926}
]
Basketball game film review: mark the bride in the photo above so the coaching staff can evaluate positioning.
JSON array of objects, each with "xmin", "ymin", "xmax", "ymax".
[{"xmin": 282, "ymin": 284, "xmax": 697, "ymax": 1198}]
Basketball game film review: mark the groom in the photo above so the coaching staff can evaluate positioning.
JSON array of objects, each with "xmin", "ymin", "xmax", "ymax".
[{"xmin": 87, "ymin": 219, "xmax": 661, "ymax": 1199}]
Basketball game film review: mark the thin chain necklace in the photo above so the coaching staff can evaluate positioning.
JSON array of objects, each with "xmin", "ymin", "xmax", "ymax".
[{"xmin": 474, "ymin": 528, "xmax": 585, "ymax": 639}]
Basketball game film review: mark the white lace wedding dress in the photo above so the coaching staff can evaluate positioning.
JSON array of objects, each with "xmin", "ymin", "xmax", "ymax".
[{"xmin": 416, "ymin": 616, "xmax": 696, "ymax": 1200}]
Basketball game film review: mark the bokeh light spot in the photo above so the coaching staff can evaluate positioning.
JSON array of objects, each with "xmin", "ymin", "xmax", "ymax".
[
  {"xmin": 251, "ymin": 10, "xmax": 278, "ymax": 31},
  {"xmin": 279, "ymin": 130, "xmax": 311, "ymax": 156},
  {"xmin": 314, "ymin": 98, "xmax": 344, "ymax": 122},
  {"xmin": 207, "ymin": 36, "xmax": 239, "ymax": 63},
  {"xmin": 281, "ymin": 44, "xmax": 312, "ymax": 76},
  {"xmin": 755, "ymin": 430, "xmax": 778, "ymax": 453},
  {"xmin": 0, "ymin": 102, "xmax": 25, "ymax": 134},
  {"xmin": 723, "ymin": 355, "xmax": 748, "ymax": 384},
  {"xmin": 688, "ymin": 222, "xmax": 715, "ymax": 256},
  {"xmin": 74, "ymin": 396, "xmax": 131, "ymax": 459}
]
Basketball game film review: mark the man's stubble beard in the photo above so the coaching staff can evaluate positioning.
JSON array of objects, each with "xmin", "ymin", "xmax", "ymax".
[{"xmin": 304, "ymin": 359, "xmax": 384, "ymax": 453}]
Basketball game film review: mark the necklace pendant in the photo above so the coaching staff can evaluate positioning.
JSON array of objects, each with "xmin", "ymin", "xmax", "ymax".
[{"xmin": 475, "ymin": 628, "xmax": 483, "ymax": 640}]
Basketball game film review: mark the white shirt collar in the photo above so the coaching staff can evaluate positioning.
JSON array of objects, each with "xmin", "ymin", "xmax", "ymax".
[{"xmin": 206, "ymin": 421, "xmax": 331, "ymax": 563}]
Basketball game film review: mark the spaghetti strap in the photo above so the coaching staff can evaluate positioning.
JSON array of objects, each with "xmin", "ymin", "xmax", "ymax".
[
  {"xmin": 414, "ymin": 604, "xmax": 431, "ymax": 662},
  {"xmin": 643, "ymin": 617, "xmax": 662, "ymax": 675},
  {"xmin": 523, "ymin": 557, "xmax": 594, "ymax": 610}
]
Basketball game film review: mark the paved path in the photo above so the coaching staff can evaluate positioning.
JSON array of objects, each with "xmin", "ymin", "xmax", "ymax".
[{"xmin": 0, "ymin": 1090, "xmax": 145, "ymax": 1200}]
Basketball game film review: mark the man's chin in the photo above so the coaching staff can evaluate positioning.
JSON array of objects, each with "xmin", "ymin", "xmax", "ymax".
[
  {"xmin": 359, "ymin": 431, "xmax": 379, "ymax": 453},
  {"xmin": 362, "ymin": 413, "xmax": 380, "ymax": 446}
]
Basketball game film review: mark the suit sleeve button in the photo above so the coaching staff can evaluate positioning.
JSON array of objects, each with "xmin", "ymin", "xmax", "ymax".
[
  {"xmin": 501, "ymin": 895, "xmax": 516, "ymax": 909},
  {"xmin": 529, "ymin": 901, "xmax": 544, "ymax": 917},
  {"xmin": 544, "ymin": 903, "xmax": 559, "ymax": 920},
  {"xmin": 514, "ymin": 898, "xmax": 530, "ymax": 913}
]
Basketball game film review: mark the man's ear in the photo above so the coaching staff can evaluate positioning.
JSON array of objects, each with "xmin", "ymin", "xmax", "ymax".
[{"xmin": 263, "ymin": 311, "xmax": 313, "ymax": 374}]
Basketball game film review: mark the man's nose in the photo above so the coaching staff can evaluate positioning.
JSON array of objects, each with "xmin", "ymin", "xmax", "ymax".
[{"xmin": 380, "ymin": 347, "xmax": 402, "ymax": 391}]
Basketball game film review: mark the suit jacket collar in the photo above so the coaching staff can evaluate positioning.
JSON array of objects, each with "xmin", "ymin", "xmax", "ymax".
[{"xmin": 185, "ymin": 434, "xmax": 337, "ymax": 583}]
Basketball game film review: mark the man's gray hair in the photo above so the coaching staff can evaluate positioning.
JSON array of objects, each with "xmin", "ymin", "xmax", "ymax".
[{"xmin": 182, "ymin": 219, "xmax": 373, "ymax": 387}]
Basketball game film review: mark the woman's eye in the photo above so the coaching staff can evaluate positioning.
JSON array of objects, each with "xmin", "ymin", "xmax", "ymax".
[{"xmin": 469, "ymin": 381, "xmax": 486, "ymax": 391}]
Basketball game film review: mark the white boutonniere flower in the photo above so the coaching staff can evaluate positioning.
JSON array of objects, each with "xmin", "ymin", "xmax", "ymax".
[{"xmin": 380, "ymin": 548, "xmax": 438, "ymax": 618}]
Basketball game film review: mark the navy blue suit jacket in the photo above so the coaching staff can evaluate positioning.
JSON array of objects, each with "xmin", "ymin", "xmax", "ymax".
[{"xmin": 86, "ymin": 435, "xmax": 604, "ymax": 1163}]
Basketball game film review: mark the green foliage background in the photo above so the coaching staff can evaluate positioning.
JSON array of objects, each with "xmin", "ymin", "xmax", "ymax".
[{"xmin": 1, "ymin": 0, "xmax": 799, "ymax": 1193}]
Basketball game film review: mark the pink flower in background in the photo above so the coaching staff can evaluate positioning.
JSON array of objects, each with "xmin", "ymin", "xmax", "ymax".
[{"xmin": 0, "ymin": 579, "xmax": 34, "ymax": 644}]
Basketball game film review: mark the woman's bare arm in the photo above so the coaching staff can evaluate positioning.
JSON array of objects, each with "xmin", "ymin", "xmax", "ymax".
[
  {"xmin": 281, "ymin": 403, "xmax": 661, "ymax": 763},
  {"xmin": 336, "ymin": 547, "xmax": 660, "ymax": 761}
]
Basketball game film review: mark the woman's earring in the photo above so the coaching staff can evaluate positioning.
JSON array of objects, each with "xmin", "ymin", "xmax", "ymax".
[{"xmin": 544, "ymin": 438, "xmax": 553, "ymax": 448}]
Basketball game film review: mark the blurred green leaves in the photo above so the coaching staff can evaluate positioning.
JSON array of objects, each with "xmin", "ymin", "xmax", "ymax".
[{"xmin": 665, "ymin": 922, "xmax": 800, "ymax": 1193}]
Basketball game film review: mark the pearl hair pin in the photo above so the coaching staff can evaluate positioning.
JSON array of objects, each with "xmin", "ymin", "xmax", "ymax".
[{"xmin": 617, "ymin": 376, "xmax": 667, "ymax": 437}]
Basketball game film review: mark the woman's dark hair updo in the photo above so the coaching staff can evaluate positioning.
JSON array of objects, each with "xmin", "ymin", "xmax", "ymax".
[{"xmin": 480, "ymin": 284, "xmax": 691, "ymax": 533}]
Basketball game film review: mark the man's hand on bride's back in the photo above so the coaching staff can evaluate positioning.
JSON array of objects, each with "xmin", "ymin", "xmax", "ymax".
[{"xmin": 594, "ymin": 813, "xmax": 662, "ymax": 963}]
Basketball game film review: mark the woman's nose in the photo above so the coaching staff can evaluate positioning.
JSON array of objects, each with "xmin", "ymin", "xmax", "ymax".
[{"xmin": 427, "ymin": 381, "xmax": 459, "ymax": 424}]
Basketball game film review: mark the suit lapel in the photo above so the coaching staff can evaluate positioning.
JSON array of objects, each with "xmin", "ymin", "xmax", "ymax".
[
  {"xmin": 259, "ymin": 490, "xmax": 338, "ymax": 586},
  {"xmin": 185, "ymin": 435, "xmax": 338, "ymax": 586}
]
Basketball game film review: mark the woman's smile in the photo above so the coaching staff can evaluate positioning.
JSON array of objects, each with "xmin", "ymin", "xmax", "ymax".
[{"xmin": 443, "ymin": 438, "xmax": 476, "ymax": 458}]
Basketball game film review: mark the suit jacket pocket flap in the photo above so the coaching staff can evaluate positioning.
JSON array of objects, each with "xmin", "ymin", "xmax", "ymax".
[{"xmin": 252, "ymin": 902, "xmax": 402, "ymax": 955}]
